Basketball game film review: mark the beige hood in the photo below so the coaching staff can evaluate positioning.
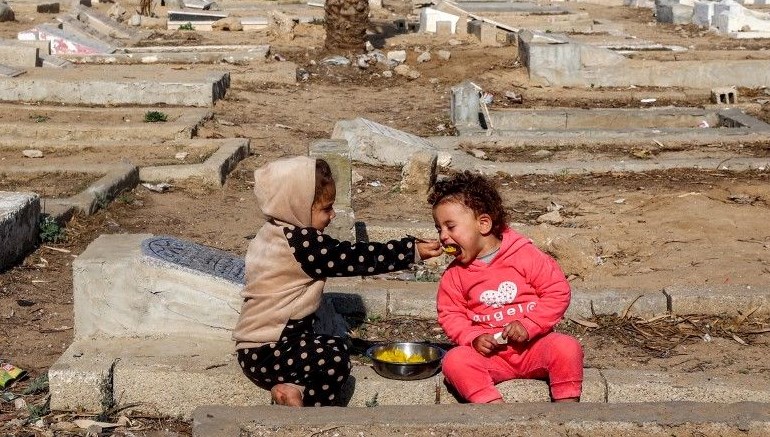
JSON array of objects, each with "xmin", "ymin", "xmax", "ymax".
[{"xmin": 254, "ymin": 156, "xmax": 315, "ymax": 227}]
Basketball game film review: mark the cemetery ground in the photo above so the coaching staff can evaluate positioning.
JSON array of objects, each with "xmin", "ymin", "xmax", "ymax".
[{"xmin": 2, "ymin": 0, "xmax": 770, "ymax": 434}]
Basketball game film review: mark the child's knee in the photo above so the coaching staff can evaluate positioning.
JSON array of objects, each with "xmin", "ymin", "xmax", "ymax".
[{"xmin": 441, "ymin": 346, "xmax": 475, "ymax": 379}]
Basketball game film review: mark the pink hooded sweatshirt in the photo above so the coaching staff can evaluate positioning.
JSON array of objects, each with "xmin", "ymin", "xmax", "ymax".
[{"xmin": 437, "ymin": 227, "xmax": 571, "ymax": 346}]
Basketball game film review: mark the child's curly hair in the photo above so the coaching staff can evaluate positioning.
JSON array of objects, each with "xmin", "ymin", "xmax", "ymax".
[{"xmin": 428, "ymin": 171, "xmax": 507, "ymax": 239}]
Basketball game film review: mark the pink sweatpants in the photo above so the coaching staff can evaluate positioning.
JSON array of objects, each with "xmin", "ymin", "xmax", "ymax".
[{"xmin": 441, "ymin": 332, "xmax": 583, "ymax": 403}]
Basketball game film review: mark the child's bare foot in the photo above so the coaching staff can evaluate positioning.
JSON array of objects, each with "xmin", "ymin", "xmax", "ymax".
[
  {"xmin": 554, "ymin": 397, "xmax": 579, "ymax": 403},
  {"xmin": 271, "ymin": 384, "xmax": 303, "ymax": 406}
]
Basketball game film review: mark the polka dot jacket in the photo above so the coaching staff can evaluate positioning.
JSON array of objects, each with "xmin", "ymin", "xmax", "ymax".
[{"xmin": 284, "ymin": 225, "xmax": 418, "ymax": 278}]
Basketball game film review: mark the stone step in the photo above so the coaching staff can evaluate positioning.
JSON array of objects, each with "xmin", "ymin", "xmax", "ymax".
[
  {"xmin": 48, "ymin": 336, "xmax": 770, "ymax": 420},
  {"xmin": 192, "ymin": 402, "xmax": 770, "ymax": 436}
]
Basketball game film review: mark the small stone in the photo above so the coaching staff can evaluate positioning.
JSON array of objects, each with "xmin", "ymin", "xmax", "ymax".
[
  {"xmin": 470, "ymin": 149, "xmax": 487, "ymax": 159},
  {"xmin": 448, "ymin": 38, "xmax": 462, "ymax": 46},
  {"xmin": 382, "ymin": 70, "xmax": 393, "ymax": 78},
  {"xmin": 23, "ymin": 149, "xmax": 43, "ymax": 158},
  {"xmin": 386, "ymin": 50, "xmax": 406, "ymax": 63},
  {"xmin": 175, "ymin": 152, "xmax": 189, "ymax": 160},
  {"xmin": 416, "ymin": 51, "xmax": 431, "ymax": 63},
  {"xmin": 394, "ymin": 64, "xmax": 410, "ymax": 76},
  {"xmin": 532, "ymin": 149, "xmax": 553, "ymax": 158},
  {"xmin": 537, "ymin": 210, "xmax": 563, "ymax": 225},
  {"xmin": 437, "ymin": 50, "xmax": 451, "ymax": 60}
]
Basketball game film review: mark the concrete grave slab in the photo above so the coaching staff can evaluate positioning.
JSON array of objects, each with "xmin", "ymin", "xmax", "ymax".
[
  {"xmin": 0, "ymin": 40, "xmax": 40, "ymax": 68},
  {"xmin": 0, "ymin": 104, "xmax": 211, "ymax": 141},
  {"xmin": 0, "ymin": 191, "xmax": 40, "ymax": 272},
  {"xmin": 62, "ymin": 44, "xmax": 270, "ymax": 65},
  {"xmin": 0, "ymin": 65, "xmax": 229, "ymax": 106},
  {"xmin": 427, "ymin": 105, "xmax": 770, "ymax": 175},
  {"xmin": 519, "ymin": 29, "xmax": 770, "ymax": 87},
  {"xmin": 18, "ymin": 22, "xmax": 116, "ymax": 55},
  {"xmin": 139, "ymin": 138, "xmax": 250, "ymax": 186},
  {"xmin": 167, "ymin": 9, "xmax": 229, "ymax": 30}
]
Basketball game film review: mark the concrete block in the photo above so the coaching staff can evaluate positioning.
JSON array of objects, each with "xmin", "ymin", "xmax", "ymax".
[
  {"xmin": 0, "ymin": 42, "xmax": 38, "ymax": 68},
  {"xmin": 36, "ymin": 2, "xmax": 60, "ymax": 13},
  {"xmin": 330, "ymin": 118, "xmax": 437, "ymax": 167},
  {"xmin": 39, "ymin": 54, "xmax": 73, "ymax": 68},
  {"xmin": 663, "ymin": 285, "xmax": 770, "ymax": 316},
  {"xmin": 419, "ymin": 7, "xmax": 460, "ymax": 33},
  {"xmin": 693, "ymin": 1, "xmax": 714, "ymax": 26},
  {"xmin": 240, "ymin": 17, "xmax": 269, "ymax": 31},
  {"xmin": 568, "ymin": 289, "xmax": 668, "ymax": 318},
  {"xmin": 604, "ymin": 369, "xmax": 770, "ymax": 403},
  {"xmin": 73, "ymin": 233, "xmax": 243, "ymax": 341},
  {"xmin": 400, "ymin": 150, "xmax": 437, "ymax": 195},
  {"xmin": 48, "ymin": 341, "xmax": 115, "ymax": 412},
  {"xmin": 310, "ymin": 138, "xmax": 352, "ymax": 210},
  {"xmin": 712, "ymin": 86, "xmax": 738, "ymax": 104},
  {"xmin": 113, "ymin": 339, "xmax": 268, "ymax": 418},
  {"xmin": 450, "ymin": 80, "xmax": 483, "ymax": 132},
  {"xmin": 0, "ymin": 191, "xmax": 40, "ymax": 272},
  {"xmin": 435, "ymin": 20, "xmax": 453, "ymax": 36}
]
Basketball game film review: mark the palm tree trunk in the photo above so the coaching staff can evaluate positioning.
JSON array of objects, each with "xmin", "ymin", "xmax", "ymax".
[{"xmin": 324, "ymin": 0, "xmax": 369, "ymax": 52}]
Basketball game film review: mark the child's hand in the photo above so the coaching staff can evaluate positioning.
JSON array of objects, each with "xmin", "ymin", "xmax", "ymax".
[
  {"xmin": 501, "ymin": 320, "xmax": 529, "ymax": 343},
  {"xmin": 416, "ymin": 240, "xmax": 442, "ymax": 260},
  {"xmin": 472, "ymin": 333, "xmax": 501, "ymax": 356}
]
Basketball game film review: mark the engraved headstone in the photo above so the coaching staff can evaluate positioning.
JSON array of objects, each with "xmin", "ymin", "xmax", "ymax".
[{"xmin": 141, "ymin": 235, "xmax": 245, "ymax": 284}]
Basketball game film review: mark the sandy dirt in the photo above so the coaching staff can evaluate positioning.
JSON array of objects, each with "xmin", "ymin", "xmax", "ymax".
[{"xmin": 1, "ymin": 0, "xmax": 770, "ymax": 434}]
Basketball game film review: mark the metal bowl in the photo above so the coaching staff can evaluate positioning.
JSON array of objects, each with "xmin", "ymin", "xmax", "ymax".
[{"xmin": 365, "ymin": 342, "xmax": 445, "ymax": 381}]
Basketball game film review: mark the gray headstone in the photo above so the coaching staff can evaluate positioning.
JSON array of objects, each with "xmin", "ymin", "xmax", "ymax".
[{"xmin": 141, "ymin": 235, "xmax": 245, "ymax": 284}]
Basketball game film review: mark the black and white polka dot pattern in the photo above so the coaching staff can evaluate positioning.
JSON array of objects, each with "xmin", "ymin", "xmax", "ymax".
[
  {"xmin": 237, "ymin": 314, "xmax": 351, "ymax": 406},
  {"xmin": 284, "ymin": 227, "xmax": 416, "ymax": 279}
]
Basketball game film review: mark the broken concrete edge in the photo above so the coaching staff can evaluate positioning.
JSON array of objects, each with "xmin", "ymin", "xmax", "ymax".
[
  {"xmin": 1, "ymin": 163, "xmax": 138, "ymax": 220},
  {"xmin": 0, "ymin": 191, "xmax": 40, "ymax": 272},
  {"xmin": 192, "ymin": 402, "xmax": 770, "ymax": 436},
  {"xmin": 138, "ymin": 138, "xmax": 250, "ymax": 186}
]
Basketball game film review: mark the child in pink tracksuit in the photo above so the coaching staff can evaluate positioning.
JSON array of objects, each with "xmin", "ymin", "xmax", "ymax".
[{"xmin": 428, "ymin": 171, "xmax": 583, "ymax": 403}]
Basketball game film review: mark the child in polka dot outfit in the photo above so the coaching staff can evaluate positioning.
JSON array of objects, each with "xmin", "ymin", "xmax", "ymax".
[{"xmin": 233, "ymin": 156, "xmax": 442, "ymax": 407}]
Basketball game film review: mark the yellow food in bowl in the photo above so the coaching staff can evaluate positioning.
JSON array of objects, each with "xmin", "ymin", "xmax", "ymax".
[{"xmin": 375, "ymin": 349, "xmax": 427, "ymax": 364}]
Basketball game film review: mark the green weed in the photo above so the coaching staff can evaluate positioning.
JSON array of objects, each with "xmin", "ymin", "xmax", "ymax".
[
  {"xmin": 178, "ymin": 22, "xmax": 194, "ymax": 31},
  {"xmin": 365, "ymin": 392, "xmax": 379, "ymax": 407},
  {"xmin": 30, "ymin": 115, "xmax": 50, "ymax": 123},
  {"xmin": 144, "ymin": 111, "xmax": 168, "ymax": 123},
  {"xmin": 22, "ymin": 374, "xmax": 49, "ymax": 396},
  {"xmin": 39, "ymin": 216, "xmax": 65, "ymax": 243}
]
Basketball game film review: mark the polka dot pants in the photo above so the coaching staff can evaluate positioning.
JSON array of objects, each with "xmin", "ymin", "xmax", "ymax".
[{"xmin": 237, "ymin": 314, "xmax": 352, "ymax": 406}]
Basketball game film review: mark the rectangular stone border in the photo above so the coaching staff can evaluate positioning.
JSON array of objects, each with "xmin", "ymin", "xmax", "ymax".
[
  {"xmin": 0, "ymin": 107, "xmax": 212, "ymax": 141},
  {"xmin": 139, "ymin": 138, "xmax": 250, "ymax": 186},
  {"xmin": 1, "ymin": 162, "xmax": 138, "ymax": 221}
]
